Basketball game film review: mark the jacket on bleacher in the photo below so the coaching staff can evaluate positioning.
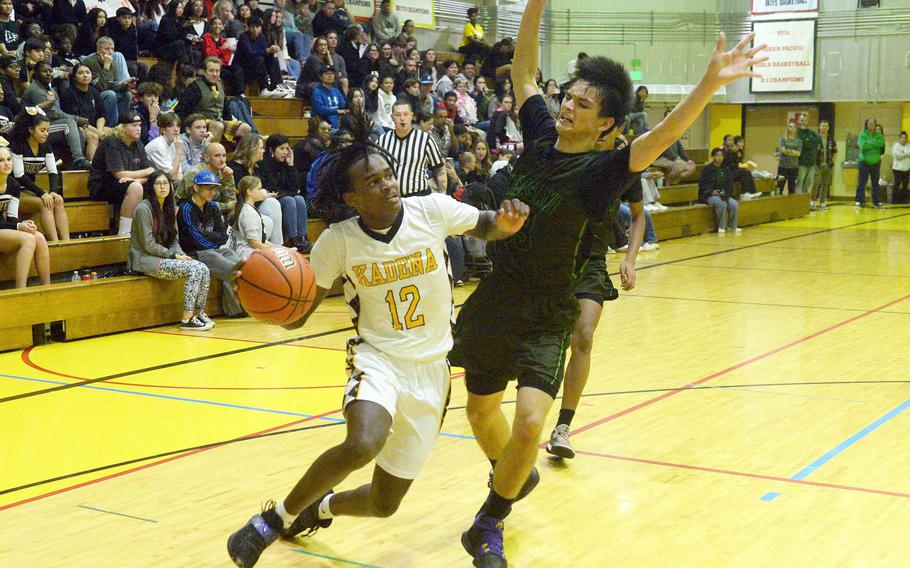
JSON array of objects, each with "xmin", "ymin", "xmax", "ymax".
[
  {"xmin": 177, "ymin": 199, "xmax": 228, "ymax": 255},
  {"xmin": 129, "ymin": 200, "xmax": 185, "ymax": 274},
  {"xmin": 698, "ymin": 162, "xmax": 733, "ymax": 203}
]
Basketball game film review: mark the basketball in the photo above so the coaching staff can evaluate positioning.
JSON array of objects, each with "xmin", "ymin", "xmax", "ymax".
[{"xmin": 236, "ymin": 247, "xmax": 318, "ymax": 325}]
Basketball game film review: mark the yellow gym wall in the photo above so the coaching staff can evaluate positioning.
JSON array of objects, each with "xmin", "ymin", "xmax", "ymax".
[
  {"xmin": 710, "ymin": 105, "xmax": 742, "ymax": 151},
  {"xmin": 903, "ymin": 103, "xmax": 910, "ymax": 136}
]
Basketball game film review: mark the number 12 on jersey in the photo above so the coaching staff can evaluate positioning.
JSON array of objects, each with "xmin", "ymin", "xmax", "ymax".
[{"xmin": 385, "ymin": 285, "xmax": 425, "ymax": 330}]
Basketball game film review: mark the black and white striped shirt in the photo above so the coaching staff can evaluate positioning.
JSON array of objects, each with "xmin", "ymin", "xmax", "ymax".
[{"xmin": 377, "ymin": 127, "xmax": 445, "ymax": 197}]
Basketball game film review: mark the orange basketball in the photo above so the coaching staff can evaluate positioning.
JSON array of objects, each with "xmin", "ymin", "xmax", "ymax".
[{"xmin": 236, "ymin": 247, "xmax": 318, "ymax": 325}]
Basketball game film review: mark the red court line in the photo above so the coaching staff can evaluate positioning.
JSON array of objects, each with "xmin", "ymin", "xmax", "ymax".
[
  {"xmin": 570, "ymin": 293, "xmax": 910, "ymax": 438},
  {"xmin": 142, "ymin": 329, "xmax": 346, "ymax": 351},
  {"xmin": 575, "ymin": 449, "xmax": 910, "ymax": 500},
  {"xmin": 0, "ymin": 408, "xmax": 344, "ymax": 513},
  {"xmin": 20, "ymin": 347, "xmax": 344, "ymax": 392}
]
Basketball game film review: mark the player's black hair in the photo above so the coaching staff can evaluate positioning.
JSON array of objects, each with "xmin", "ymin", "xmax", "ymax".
[
  {"xmin": 574, "ymin": 56, "xmax": 632, "ymax": 124},
  {"xmin": 313, "ymin": 113, "xmax": 398, "ymax": 223}
]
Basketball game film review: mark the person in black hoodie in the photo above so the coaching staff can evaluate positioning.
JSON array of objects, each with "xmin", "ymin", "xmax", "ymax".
[
  {"xmin": 107, "ymin": 7, "xmax": 147, "ymax": 80},
  {"xmin": 52, "ymin": 0, "xmax": 87, "ymax": 35},
  {"xmin": 256, "ymin": 134, "xmax": 311, "ymax": 252},
  {"xmin": 176, "ymin": 169, "xmax": 244, "ymax": 316},
  {"xmin": 73, "ymin": 8, "xmax": 108, "ymax": 57},
  {"xmin": 0, "ymin": 56, "xmax": 22, "ymax": 117},
  {"xmin": 154, "ymin": 0, "xmax": 190, "ymax": 65},
  {"xmin": 235, "ymin": 16, "xmax": 282, "ymax": 96},
  {"xmin": 698, "ymin": 147, "xmax": 740, "ymax": 233}
]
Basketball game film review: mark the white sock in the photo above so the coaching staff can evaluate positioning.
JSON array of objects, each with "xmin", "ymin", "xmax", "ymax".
[
  {"xmin": 317, "ymin": 494, "xmax": 335, "ymax": 520},
  {"xmin": 117, "ymin": 217, "xmax": 132, "ymax": 236},
  {"xmin": 275, "ymin": 501, "xmax": 296, "ymax": 527}
]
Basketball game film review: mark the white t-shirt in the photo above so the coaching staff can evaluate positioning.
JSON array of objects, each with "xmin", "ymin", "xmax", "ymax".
[
  {"xmin": 233, "ymin": 202, "xmax": 265, "ymax": 260},
  {"xmin": 309, "ymin": 193, "xmax": 480, "ymax": 362},
  {"xmin": 892, "ymin": 142, "xmax": 910, "ymax": 172},
  {"xmin": 145, "ymin": 136, "xmax": 179, "ymax": 175}
]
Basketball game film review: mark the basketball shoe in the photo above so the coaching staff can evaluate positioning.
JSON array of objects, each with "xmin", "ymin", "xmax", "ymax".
[
  {"xmin": 462, "ymin": 511, "xmax": 507, "ymax": 568},
  {"xmin": 226, "ymin": 501, "xmax": 283, "ymax": 567}
]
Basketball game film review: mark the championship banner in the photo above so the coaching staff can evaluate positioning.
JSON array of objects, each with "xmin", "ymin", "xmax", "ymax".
[
  {"xmin": 750, "ymin": 19, "xmax": 816, "ymax": 93},
  {"xmin": 394, "ymin": 0, "xmax": 435, "ymax": 29},
  {"xmin": 347, "ymin": 0, "xmax": 376, "ymax": 21},
  {"xmin": 752, "ymin": 0, "xmax": 818, "ymax": 15}
]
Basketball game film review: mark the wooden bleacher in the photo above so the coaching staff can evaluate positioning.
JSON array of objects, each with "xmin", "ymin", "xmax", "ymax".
[
  {"xmin": 651, "ymin": 193, "xmax": 809, "ymax": 240},
  {"xmin": 38, "ymin": 170, "xmax": 90, "ymax": 200},
  {"xmin": 0, "ymin": 236, "xmax": 128, "ymax": 281},
  {"xmin": 658, "ymin": 183, "xmax": 699, "ymax": 206},
  {"xmin": 248, "ymin": 97, "xmax": 305, "ymax": 118}
]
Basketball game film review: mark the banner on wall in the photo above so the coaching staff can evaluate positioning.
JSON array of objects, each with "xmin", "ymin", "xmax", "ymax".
[
  {"xmin": 752, "ymin": 0, "xmax": 818, "ymax": 15},
  {"xmin": 394, "ymin": 0, "xmax": 435, "ymax": 28},
  {"xmin": 347, "ymin": 0, "xmax": 376, "ymax": 21},
  {"xmin": 750, "ymin": 19, "xmax": 816, "ymax": 93}
]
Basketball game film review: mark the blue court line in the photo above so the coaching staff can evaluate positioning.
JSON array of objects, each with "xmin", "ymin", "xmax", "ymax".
[
  {"xmin": 291, "ymin": 548, "xmax": 384, "ymax": 567},
  {"xmin": 759, "ymin": 492, "xmax": 781, "ymax": 502},
  {"xmin": 759, "ymin": 396, "xmax": 910, "ymax": 502},
  {"xmin": 0, "ymin": 373, "xmax": 475, "ymax": 440},
  {"xmin": 78, "ymin": 504, "xmax": 157, "ymax": 523}
]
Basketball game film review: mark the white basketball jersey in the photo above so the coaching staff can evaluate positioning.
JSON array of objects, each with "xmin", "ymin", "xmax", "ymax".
[{"xmin": 309, "ymin": 193, "xmax": 480, "ymax": 362}]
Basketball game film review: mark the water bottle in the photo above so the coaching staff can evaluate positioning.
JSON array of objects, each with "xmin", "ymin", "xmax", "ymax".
[{"xmin": 70, "ymin": 271, "xmax": 79, "ymax": 282}]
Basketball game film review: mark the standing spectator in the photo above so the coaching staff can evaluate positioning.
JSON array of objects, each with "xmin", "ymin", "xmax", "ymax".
[
  {"xmin": 21, "ymin": 62, "xmax": 93, "ymax": 170},
  {"xmin": 145, "ymin": 111, "xmax": 184, "ymax": 183},
  {"xmin": 813, "ymin": 119, "xmax": 837, "ymax": 210},
  {"xmin": 60, "ymin": 63, "xmax": 105, "ymax": 160},
  {"xmin": 256, "ymin": 133, "xmax": 311, "ymax": 252},
  {"xmin": 0, "ymin": 146, "xmax": 50, "ymax": 288},
  {"xmin": 236, "ymin": 17, "xmax": 284, "ymax": 97},
  {"xmin": 892, "ymin": 131, "xmax": 910, "ymax": 204},
  {"xmin": 459, "ymin": 7, "xmax": 489, "ymax": 61},
  {"xmin": 796, "ymin": 113, "xmax": 822, "ymax": 195},
  {"xmin": 0, "ymin": 0, "xmax": 18, "ymax": 57},
  {"xmin": 177, "ymin": 58, "xmax": 252, "ymax": 143},
  {"xmin": 176, "ymin": 170, "xmax": 244, "ymax": 316},
  {"xmin": 155, "ymin": 0, "xmax": 191, "ymax": 65},
  {"xmin": 177, "ymin": 142, "xmax": 237, "ymax": 218},
  {"xmin": 699, "ymin": 147, "xmax": 740, "ymax": 233},
  {"xmin": 858, "ymin": 134, "xmax": 886, "ymax": 206},
  {"xmin": 627, "ymin": 86, "xmax": 649, "ymax": 134},
  {"xmin": 273, "ymin": 0, "xmax": 307, "ymax": 65},
  {"xmin": 130, "ymin": 171, "xmax": 214, "ymax": 331},
  {"xmin": 82, "ymin": 36, "xmax": 135, "ymax": 126},
  {"xmin": 311, "ymin": 65, "xmax": 345, "ymax": 129},
  {"xmin": 435, "ymin": 60, "xmax": 458, "ymax": 101},
  {"xmin": 377, "ymin": 99, "xmax": 446, "ymax": 197},
  {"xmin": 8, "ymin": 110, "xmax": 69, "ymax": 242},
  {"xmin": 231, "ymin": 175, "xmax": 274, "ymax": 260},
  {"xmin": 89, "ymin": 111, "xmax": 154, "ymax": 235},
  {"xmin": 228, "ymin": 133, "xmax": 283, "ymax": 244},
  {"xmin": 776, "ymin": 121, "xmax": 802, "ymax": 195},
  {"xmin": 202, "ymin": 17, "xmax": 243, "ymax": 96},
  {"xmin": 371, "ymin": 0, "xmax": 398, "ymax": 43},
  {"xmin": 429, "ymin": 104, "xmax": 458, "ymax": 158},
  {"xmin": 312, "ymin": 0, "xmax": 346, "ymax": 38}
]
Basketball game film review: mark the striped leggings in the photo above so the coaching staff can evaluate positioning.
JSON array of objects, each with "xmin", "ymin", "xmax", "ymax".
[{"xmin": 157, "ymin": 259, "xmax": 211, "ymax": 312}]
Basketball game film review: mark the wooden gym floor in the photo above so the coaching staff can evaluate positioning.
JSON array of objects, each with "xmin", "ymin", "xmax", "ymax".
[{"xmin": 2, "ymin": 203, "xmax": 910, "ymax": 567}]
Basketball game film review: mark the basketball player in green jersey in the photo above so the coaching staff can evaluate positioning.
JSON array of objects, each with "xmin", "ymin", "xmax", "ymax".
[{"xmin": 450, "ymin": 1, "xmax": 768, "ymax": 565}]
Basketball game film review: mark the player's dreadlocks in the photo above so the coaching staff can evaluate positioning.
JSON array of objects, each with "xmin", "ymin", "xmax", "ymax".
[{"xmin": 312, "ymin": 114, "xmax": 399, "ymax": 224}]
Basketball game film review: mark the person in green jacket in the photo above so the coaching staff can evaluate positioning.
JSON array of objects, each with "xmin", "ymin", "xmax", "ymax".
[{"xmin": 855, "ymin": 117, "xmax": 885, "ymax": 208}]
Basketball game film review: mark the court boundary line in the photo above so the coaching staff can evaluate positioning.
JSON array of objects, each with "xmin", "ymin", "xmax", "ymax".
[
  {"xmin": 568, "ymin": 292, "xmax": 910, "ymax": 438},
  {"xmin": 624, "ymin": 293, "xmax": 910, "ymax": 316}
]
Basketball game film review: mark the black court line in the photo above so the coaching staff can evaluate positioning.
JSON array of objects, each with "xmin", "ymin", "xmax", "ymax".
[
  {"xmin": 623, "ymin": 293, "xmax": 910, "ymax": 316},
  {"xmin": 6, "ymin": 210, "xmax": 909, "ymax": 405},
  {"xmin": 0, "ymin": 421, "xmax": 343, "ymax": 497}
]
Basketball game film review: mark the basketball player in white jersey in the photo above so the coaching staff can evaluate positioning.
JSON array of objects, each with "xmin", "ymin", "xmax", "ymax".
[{"xmin": 227, "ymin": 128, "xmax": 530, "ymax": 568}]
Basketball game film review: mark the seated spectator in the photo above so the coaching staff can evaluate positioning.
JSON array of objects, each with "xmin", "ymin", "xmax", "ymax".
[
  {"xmin": 339, "ymin": 24, "xmax": 366, "ymax": 87},
  {"xmin": 459, "ymin": 7, "xmax": 489, "ymax": 61},
  {"xmin": 213, "ymin": 0, "xmax": 244, "ymax": 40},
  {"xmin": 180, "ymin": 113, "xmax": 210, "ymax": 171},
  {"xmin": 73, "ymin": 8, "xmax": 108, "ymax": 57},
  {"xmin": 0, "ymin": 56, "xmax": 21, "ymax": 116},
  {"xmin": 182, "ymin": 0, "xmax": 208, "ymax": 65},
  {"xmin": 542, "ymin": 78, "xmax": 560, "ymax": 119},
  {"xmin": 419, "ymin": 49, "xmax": 438, "ymax": 84},
  {"xmin": 265, "ymin": 9, "xmax": 300, "ymax": 84},
  {"xmin": 371, "ymin": 0, "xmax": 398, "ymax": 43},
  {"xmin": 416, "ymin": 75, "xmax": 438, "ymax": 117},
  {"xmin": 488, "ymin": 94, "xmax": 522, "ymax": 151},
  {"xmin": 383, "ymin": 39, "xmax": 403, "ymax": 74},
  {"xmin": 176, "ymin": 170, "xmax": 244, "ymax": 316},
  {"xmin": 395, "ymin": 19, "xmax": 415, "ymax": 46},
  {"xmin": 148, "ymin": 62, "xmax": 178, "ymax": 103},
  {"xmin": 305, "ymin": 128, "xmax": 353, "ymax": 212},
  {"xmin": 0, "ymin": 81, "xmax": 13, "ymax": 129},
  {"xmin": 50, "ymin": 34, "xmax": 81, "ymax": 78},
  {"xmin": 256, "ymin": 134, "xmax": 311, "ymax": 252},
  {"xmin": 397, "ymin": 79, "xmax": 421, "ymax": 118},
  {"xmin": 228, "ymin": 133, "xmax": 283, "ymax": 243},
  {"xmin": 8, "ymin": 110, "xmax": 69, "ymax": 242},
  {"xmin": 486, "ymin": 77, "xmax": 513, "ymax": 120},
  {"xmin": 312, "ymin": 0, "xmax": 346, "ymax": 38},
  {"xmin": 371, "ymin": 74, "xmax": 395, "ymax": 131},
  {"xmin": 473, "ymin": 141, "xmax": 492, "ymax": 179},
  {"xmin": 273, "ymin": 0, "xmax": 307, "ymax": 65},
  {"xmin": 311, "ymin": 65, "xmax": 345, "ymax": 129},
  {"xmin": 154, "ymin": 0, "xmax": 191, "ymax": 65},
  {"xmin": 202, "ymin": 16, "xmax": 243, "ymax": 96},
  {"xmin": 82, "ymin": 36, "xmax": 135, "ymax": 126},
  {"xmin": 176, "ymin": 58, "xmax": 252, "ymax": 144},
  {"xmin": 298, "ymin": 36, "xmax": 334, "ymax": 99},
  {"xmin": 21, "ymin": 63, "xmax": 93, "ymax": 170},
  {"xmin": 698, "ymin": 147, "xmax": 740, "ymax": 233},
  {"xmin": 145, "ymin": 111, "xmax": 184, "ymax": 182},
  {"xmin": 0, "ymin": 0, "xmax": 18, "ymax": 58},
  {"xmin": 457, "ymin": 151, "xmax": 484, "ymax": 185},
  {"xmin": 231, "ymin": 175, "xmax": 275, "ymax": 260},
  {"xmin": 639, "ymin": 170, "xmax": 667, "ymax": 211},
  {"xmin": 721, "ymin": 133, "xmax": 760, "ymax": 200},
  {"xmin": 434, "ymin": 60, "xmax": 458, "ymax": 101},
  {"xmin": 89, "ymin": 111, "xmax": 154, "ymax": 235},
  {"xmin": 134, "ymin": 81, "xmax": 162, "ymax": 145},
  {"xmin": 293, "ymin": 117, "xmax": 330, "ymax": 174},
  {"xmin": 429, "ymin": 104, "xmax": 458, "ymax": 158},
  {"xmin": 458, "ymin": 60, "xmax": 479, "ymax": 94},
  {"xmin": 453, "ymin": 77, "xmax": 482, "ymax": 128},
  {"xmin": 60, "ymin": 63, "xmax": 107, "ymax": 160},
  {"xmin": 178, "ymin": 142, "xmax": 236, "ymax": 217},
  {"xmin": 107, "ymin": 7, "xmax": 147, "ymax": 80},
  {"xmin": 654, "ymin": 138, "xmax": 696, "ymax": 185},
  {"xmin": 394, "ymin": 57, "xmax": 417, "ymax": 94},
  {"xmin": 0, "ymin": 145, "xmax": 50, "ymax": 288},
  {"xmin": 325, "ymin": 30, "xmax": 349, "ymax": 91},
  {"xmin": 17, "ymin": 37, "xmax": 47, "ymax": 93},
  {"xmin": 138, "ymin": 0, "xmax": 166, "ymax": 47},
  {"xmin": 339, "ymin": 87, "xmax": 377, "ymax": 138},
  {"xmin": 356, "ymin": 43, "xmax": 393, "ymax": 89},
  {"xmin": 129, "ymin": 170, "xmax": 214, "ymax": 331},
  {"xmin": 480, "ymin": 37, "xmax": 514, "ymax": 83},
  {"xmin": 627, "ymin": 86, "xmax": 649, "ymax": 134},
  {"xmin": 236, "ymin": 17, "xmax": 284, "ymax": 97}
]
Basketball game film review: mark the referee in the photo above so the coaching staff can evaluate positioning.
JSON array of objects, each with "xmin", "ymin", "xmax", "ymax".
[{"xmin": 377, "ymin": 99, "xmax": 447, "ymax": 196}]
